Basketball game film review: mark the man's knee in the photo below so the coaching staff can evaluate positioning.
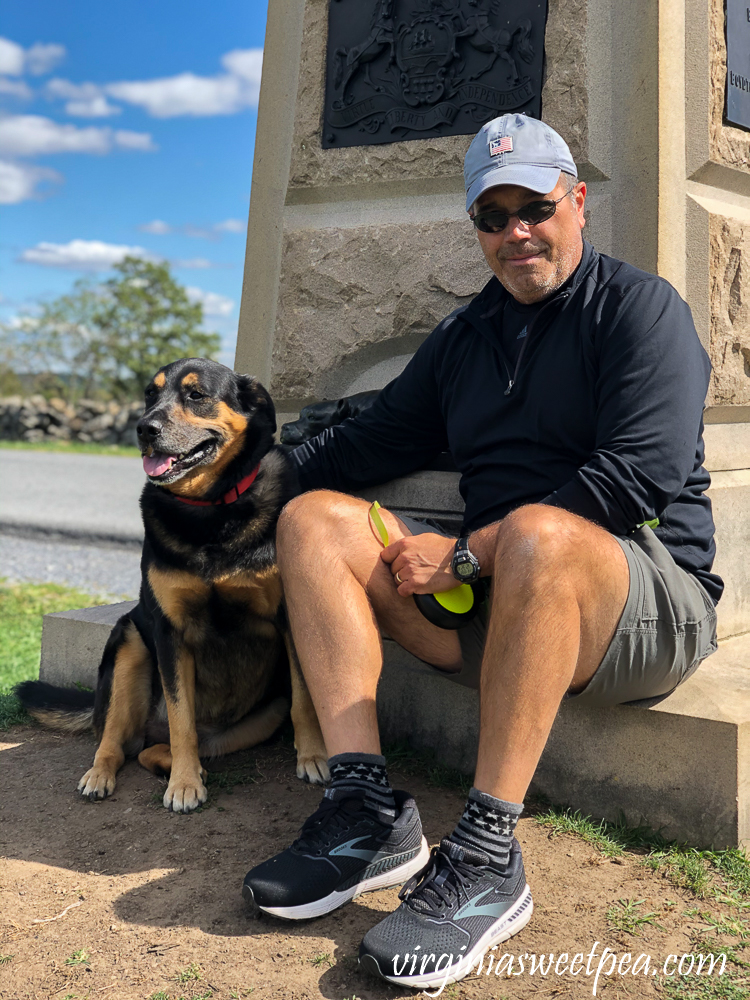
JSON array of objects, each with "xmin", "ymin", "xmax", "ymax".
[
  {"xmin": 492, "ymin": 504, "xmax": 589, "ymax": 584},
  {"xmin": 276, "ymin": 490, "xmax": 364, "ymax": 566}
]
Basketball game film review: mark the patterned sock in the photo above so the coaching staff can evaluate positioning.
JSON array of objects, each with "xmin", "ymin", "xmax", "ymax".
[
  {"xmin": 323, "ymin": 752, "xmax": 397, "ymax": 819},
  {"xmin": 450, "ymin": 787, "xmax": 523, "ymax": 867}
]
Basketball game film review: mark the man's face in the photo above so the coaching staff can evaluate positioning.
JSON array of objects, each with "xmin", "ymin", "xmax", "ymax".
[{"xmin": 471, "ymin": 174, "xmax": 587, "ymax": 304}]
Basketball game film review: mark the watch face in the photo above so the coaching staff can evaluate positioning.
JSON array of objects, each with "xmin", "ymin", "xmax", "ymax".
[{"xmin": 456, "ymin": 561, "xmax": 473, "ymax": 577}]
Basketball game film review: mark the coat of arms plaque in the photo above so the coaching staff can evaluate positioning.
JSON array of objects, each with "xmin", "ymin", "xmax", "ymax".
[{"xmin": 322, "ymin": 0, "xmax": 548, "ymax": 148}]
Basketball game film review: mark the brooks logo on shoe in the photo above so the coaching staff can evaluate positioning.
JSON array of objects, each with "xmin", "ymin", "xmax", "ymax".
[
  {"xmin": 453, "ymin": 886, "xmax": 513, "ymax": 921},
  {"xmin": 329, "ymin": 836, "xmax": 379, "ymax": 862}
]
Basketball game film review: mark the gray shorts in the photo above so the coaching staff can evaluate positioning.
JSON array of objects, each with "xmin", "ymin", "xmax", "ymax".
[{"xmin": 398, "ymin": 516, "xmax": 718, "ymax": 708}]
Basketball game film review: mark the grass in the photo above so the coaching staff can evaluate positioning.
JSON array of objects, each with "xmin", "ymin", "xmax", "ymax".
[
  {"xmin": 308, "ymin": 952, "xmax": 334, "ymax": 968},
  {"xmin": 64, "ymin": 949, "xmax": 89, "ymax": 966},
  {"xmin": 0, "ymin": 954, "xmax": 14, "ymax": 965},
  {"xmin": 606, "ymin": 897, "xmax": 662, "ymax": 935},
  {"xmin": 0, "ymin": 579, "xmax": 108, "ymax": 730},
  {"xmin": 535, "ymin": 804, "xmax": 750, "ymax": 902},
  {"xmin": 175, "ymin": 962, "xmax": 202, "ymax": 983},
  {"xmin": 0, "ymin": 439, "xmax": 140, "ymax": 457}
]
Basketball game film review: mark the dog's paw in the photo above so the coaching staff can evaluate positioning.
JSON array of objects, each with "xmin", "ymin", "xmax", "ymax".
[
  {"xmin": 296, "ymin": 754, "xmax": 330, "ymax": 785},
  {"xmin": 78, "ymin": 767, "xmax": 116, "ymax": 801},
  {"xmin": 163, "ymin": 768, "xmax": 208, "ymax": 813}
]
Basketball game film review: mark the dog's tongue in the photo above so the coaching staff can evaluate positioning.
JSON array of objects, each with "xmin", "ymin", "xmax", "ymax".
[{"xmin": 143, "ymin": 452, "xmax": 175, "ymax": 477}]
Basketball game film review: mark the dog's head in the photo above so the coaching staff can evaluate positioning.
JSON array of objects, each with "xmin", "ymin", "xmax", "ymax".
[{"xmin": 137, "ymin": 358, "xmax": 275, "ymax": 498}]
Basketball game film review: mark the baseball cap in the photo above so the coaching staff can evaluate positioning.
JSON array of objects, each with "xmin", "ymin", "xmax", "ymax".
[{"xmin": 464, "ymin": 114, "xmax": 577, "ymax": 211}]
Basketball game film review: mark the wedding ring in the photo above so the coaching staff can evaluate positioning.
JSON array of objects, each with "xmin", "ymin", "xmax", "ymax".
[{"xmin": 395, "ymin": 571, "xmax": 403, "ymax": 584}]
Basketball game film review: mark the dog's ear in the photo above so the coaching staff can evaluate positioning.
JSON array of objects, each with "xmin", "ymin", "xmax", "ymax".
[{"xmin": 236, "ymin": 374, "xmax": 277, "ymax": 434}]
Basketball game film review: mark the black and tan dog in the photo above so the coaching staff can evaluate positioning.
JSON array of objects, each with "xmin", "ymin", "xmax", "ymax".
[{"xmin": 17, "ymin": 358, "xmax": 328, "ymax": 812}]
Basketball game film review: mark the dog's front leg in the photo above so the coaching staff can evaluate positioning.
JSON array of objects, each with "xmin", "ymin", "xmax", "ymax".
[
  {"xmin": 285, "ymin": 634, "xmax": 329, "ymax": 785},
  {"xmin": 156, "ymin": 630, "xmax": 207, "ymax": 813}
]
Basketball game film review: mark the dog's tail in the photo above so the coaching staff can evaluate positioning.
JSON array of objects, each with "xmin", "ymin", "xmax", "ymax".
[{"xmin": 15, "ymin": 680, "xmax": 95, "ymax": 734}]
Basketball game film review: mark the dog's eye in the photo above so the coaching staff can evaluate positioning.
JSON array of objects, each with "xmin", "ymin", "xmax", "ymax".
[{"xmin": 188, "ymin": 391, "xmax": 204, "ymax": 401}]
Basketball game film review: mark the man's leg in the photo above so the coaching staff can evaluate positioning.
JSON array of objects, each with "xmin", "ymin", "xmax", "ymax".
[
  {"xmin": 274, "ymin": 489, "xmax": 465, "ymax": 756},
  {"xmin": 360, "ymin": 504, "xmax": 630, "ymax": 988},
  {"xmin": 241, "ymin": 490, "xmax": 459, "ymax": 919}
]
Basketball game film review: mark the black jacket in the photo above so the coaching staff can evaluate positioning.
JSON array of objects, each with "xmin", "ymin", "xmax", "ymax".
[{"xmin": 292, "ymin": 241, "xmax": 723, "ymax": 603}]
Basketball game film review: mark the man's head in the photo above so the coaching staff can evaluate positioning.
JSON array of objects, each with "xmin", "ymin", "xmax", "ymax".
[{"xmin": 464, "ymin": 115, "xmax": 586, "ymax": 304}]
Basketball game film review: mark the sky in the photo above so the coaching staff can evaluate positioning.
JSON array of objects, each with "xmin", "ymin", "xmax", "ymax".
[{"xmin": 0, "ymin": 0, "xmax": 269, "ymax": 364}]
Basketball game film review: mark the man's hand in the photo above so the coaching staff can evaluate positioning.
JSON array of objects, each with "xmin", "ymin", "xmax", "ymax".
[{"xmin": 380, "ymin": 534, "xmax": 457, "ymax": 597}]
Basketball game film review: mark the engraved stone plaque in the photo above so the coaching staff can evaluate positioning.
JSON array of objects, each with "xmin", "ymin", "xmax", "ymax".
[
  {"xmin": 322, "ymin": 0, "xmax": 548, "ymax": 149},
  {"xmin": 726, "ymin": 0, "xmax": 750, "ymax": 130}
]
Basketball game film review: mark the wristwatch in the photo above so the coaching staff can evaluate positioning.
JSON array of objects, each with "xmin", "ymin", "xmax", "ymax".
[{"xmin": 451, "ymin": 536, "xmax": 481, "ymax": 584}]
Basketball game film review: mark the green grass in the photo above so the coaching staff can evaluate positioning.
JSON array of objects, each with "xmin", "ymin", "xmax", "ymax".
[
  {"xmin": 0, "ymin": 579, "xmax": 108, "ymax": 730},
  {"xmin": 0, "ymin": 439, "xmax": 140, "ymax": 457},
  {"xmin": 175, "ymin": 963, "xmax": 202, "ymax": 983},
  {"xmin": 535, "ymin": 804, "xmax": 750, "ymax": 901},
  {"xmin": 0, "ymin": 954, "xmax": 14, "ymax": 965},
  {"xmin": 64, "ymin": 949, "xmax": 89, "ymax": 966},
  {"xmin": 606, "ymin": 897, "xmax": 662, "ymax": 935}
]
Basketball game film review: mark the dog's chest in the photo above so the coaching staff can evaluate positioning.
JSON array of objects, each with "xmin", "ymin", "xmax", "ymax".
[{"xmin": 147, "ymin": 564, "xmax": 282, "ymax": 641}]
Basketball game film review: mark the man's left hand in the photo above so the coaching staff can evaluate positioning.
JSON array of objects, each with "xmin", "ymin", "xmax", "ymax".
[{"xmin": 380, "ymin": 534, "xmax": 457, "ymax": 597}]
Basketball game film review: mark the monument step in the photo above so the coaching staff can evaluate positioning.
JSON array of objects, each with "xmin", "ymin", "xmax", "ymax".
[{"xmin": 37, "ymin": 600, "xmax": 750, "ymax": 849}]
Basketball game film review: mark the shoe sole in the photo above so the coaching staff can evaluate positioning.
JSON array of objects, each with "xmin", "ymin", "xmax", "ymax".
[
  {"xmin": 243, "ymin": 837, "xmax": 431, "ymax": 921},
  {"xmin": 360, "ymin": 884, "xmax": 534, "ymax": 989}
]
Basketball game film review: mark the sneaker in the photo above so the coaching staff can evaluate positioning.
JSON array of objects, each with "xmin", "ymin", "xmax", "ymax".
[
  {"xmin": 358, "ymin": 837, "xmax": 533, "ymax": 990},
  {"xmin": 242, "ymin": 790, "xmax": 430, "ymax": 920}
]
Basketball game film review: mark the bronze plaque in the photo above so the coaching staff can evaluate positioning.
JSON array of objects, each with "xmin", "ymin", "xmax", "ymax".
[
  {"xmin": 322, "ymin": 0, "xmax": 548, "ymax": 148},
  {"xmin": 726, "ymin": 0, "xmax": 750, "ymax": 130}
]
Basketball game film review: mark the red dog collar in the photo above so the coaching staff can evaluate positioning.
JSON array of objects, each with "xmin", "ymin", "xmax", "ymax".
[{"xmin": 174, "ymin": 462, "xmax": 261, "ymax": 506}]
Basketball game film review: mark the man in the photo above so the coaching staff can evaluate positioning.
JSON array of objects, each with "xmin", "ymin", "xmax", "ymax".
[{"xmin": 242, "ymin": 114, "xmax": 721, "ymax": 989}]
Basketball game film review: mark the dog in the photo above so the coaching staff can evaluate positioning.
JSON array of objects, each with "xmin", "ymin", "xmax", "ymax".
[{"xmin": 17, "ymin": 357, "xmax": 328, "ymax": 812}]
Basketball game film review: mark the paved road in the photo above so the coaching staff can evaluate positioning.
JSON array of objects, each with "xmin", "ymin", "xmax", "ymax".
[
  {"xmin": 0, "ymin": 532, "xmax": 141, "ymax": 599},
  {"xmin": 1, "ymin": 450, "xmax": 145, "ymax": 543}
]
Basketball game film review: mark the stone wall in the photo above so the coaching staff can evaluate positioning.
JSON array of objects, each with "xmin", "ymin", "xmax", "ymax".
[{"xmin": 0, "ymin": 397, "xmax": 142, "ymax": 446}]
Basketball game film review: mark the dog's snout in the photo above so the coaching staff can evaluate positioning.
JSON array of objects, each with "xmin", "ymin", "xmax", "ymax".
[{"xmin": 137, "ymin": 417, "xmax": 164, "ymax": 442}]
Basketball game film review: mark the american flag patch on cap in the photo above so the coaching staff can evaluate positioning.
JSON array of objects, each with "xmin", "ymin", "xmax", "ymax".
[{"xmin": 489, "ymin": 136, "xmax": 513, "ymax": 156}]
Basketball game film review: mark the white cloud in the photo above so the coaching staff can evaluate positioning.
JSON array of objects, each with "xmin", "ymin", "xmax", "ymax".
[
  {"xmin": 0, "ymin": 77, "xmax": 32, "ymax": 99},
  {"xmin": 0, "ymin": 159, "xmax": 61, "ymax": 203},
  {"xmin": 186, "ymin": 286, "xmax": 235, "ymax": 317},
  {"xmin": 0, "ymin": 39, "xmax": 25, "ymax": 76},
  {"xmin": 214, "ymin": 218, "xmax": 245, "ymax": 233},
  {"xmin": 0, "ymin": 115, "xmax": 155, "ymax": 156},
  {"xmin": 113, "ymin": 129, "xmax": 156, "ymax": 150},
  {"xmin": 0, "ymin": 38, "xmax": 65, "ymax": 76},
  {"xmin": 20, "ymin": 239, "xmax": 152, "ymax": 270},
  {"xmin": 140, "ymin": 219, "xmax": 172, "ymax": 235},
  {"xmin": 25, "ymin": 43, "xmax": 66, "ymax": 76},
  {"xmin": 174, "ymin": 257, "xmax": 213, "ymax": 269},
  {"xmin": 45, "ymin": 78, "xmax": 121, "ymax": 117},
  {"xmin": 106, "ymin": 47, "xmax": 263, "ymax": 117}
]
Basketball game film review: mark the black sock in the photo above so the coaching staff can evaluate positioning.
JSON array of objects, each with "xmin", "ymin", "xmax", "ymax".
[
  {"xmin": 323, "ymin": 752, "xmax": 397, "ymax": 819},
  {"xmin": 450, "ymin": 787, "xmax": 523, "ymax": 867}
]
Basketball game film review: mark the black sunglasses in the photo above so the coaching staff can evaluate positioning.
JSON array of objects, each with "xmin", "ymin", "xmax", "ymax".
[{"xmin": 470, "ymin": 191, "xmax": 571, "ymax": 234}]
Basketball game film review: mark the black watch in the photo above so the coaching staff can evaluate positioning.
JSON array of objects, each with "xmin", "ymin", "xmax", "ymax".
[{"xmin": 451, "ymin": 536, "xmax": 481, "ymax": 584}]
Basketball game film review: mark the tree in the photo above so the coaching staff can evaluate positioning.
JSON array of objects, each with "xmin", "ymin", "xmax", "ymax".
[
  {"xmin": 0, "ymin": 256, "xmax": 221, "ymax": 401},
  {"xmin": 93, "ymin": 257, "xmax": 220, "ymax": 399}
]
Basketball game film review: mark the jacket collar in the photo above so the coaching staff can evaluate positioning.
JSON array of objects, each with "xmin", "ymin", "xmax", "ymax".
[{"xmin": 462, "ymin": 239, "xmax": 598, "ymax": 332}]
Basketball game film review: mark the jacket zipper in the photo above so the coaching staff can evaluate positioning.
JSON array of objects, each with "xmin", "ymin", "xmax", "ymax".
[{"xmin": 503, "ymin": 291, "xmax": 570, "ymax": 396}]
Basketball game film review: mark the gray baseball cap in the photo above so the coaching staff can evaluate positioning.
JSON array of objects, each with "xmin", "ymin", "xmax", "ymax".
[{"xmin": 464, "ymin": 114, "xmax": 577, "ymax": 211}]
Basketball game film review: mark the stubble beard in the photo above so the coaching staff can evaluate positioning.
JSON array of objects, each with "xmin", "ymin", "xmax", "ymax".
[{"xmin": 493, "ymin": 236, "xmax": 583, "ymax": 304}]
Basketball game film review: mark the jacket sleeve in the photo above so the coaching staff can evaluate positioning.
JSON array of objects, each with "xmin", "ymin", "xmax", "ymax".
[
  {"xmin": 541, "ymin": 278, "xmax": 711, "ymax": 534},
  {"xmin": 291, "ymin": 327, "xmax": 449, "ymax": 492}
]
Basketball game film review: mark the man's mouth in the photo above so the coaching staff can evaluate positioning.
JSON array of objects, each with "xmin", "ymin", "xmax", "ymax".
[{"xmin": 142, "ymin": 439, "xmax": 218, "ymax": 481}]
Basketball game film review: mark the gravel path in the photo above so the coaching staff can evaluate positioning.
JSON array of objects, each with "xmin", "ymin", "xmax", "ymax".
[{"xmin": 0, "ymin": 531, "xmax": 141, "ymax": 599}]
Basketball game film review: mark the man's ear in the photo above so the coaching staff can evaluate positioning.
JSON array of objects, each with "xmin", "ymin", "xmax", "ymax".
[{"xmin": 236, "ymin": 374, "xmax": 277, "ymax": 435}]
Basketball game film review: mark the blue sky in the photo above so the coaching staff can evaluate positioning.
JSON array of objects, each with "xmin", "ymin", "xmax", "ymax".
[{"xmin": 0, "ymin": 0, "xmax": 269, "ymax": 363}]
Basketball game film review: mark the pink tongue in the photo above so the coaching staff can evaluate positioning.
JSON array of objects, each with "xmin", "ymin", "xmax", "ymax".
[{"xmin": 143, "ymin": 452, "xmax": 175, "ymax": 477}]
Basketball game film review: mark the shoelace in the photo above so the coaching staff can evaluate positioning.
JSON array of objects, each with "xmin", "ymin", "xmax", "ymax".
[
  {"xmin": 398, "ymin": 844, "xmax": 487, "ymax": 918},
  {"xmin": 292, "ymin": 796, "xmax": 367, "ymax": 855}
]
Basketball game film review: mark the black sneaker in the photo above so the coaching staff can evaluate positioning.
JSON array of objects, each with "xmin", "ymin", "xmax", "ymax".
[
  {"xmin": 242, "ymin": 790, "xmax": 430, "ymax": 920},
  {"xmin": 358, "ymin": 837, "xmax": 533, "ymax": 990}
]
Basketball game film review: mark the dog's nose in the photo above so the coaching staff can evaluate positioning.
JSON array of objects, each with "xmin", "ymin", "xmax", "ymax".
[{"xmin": 137, "ymin": 417, "xmax": 163, "ymax": 442}]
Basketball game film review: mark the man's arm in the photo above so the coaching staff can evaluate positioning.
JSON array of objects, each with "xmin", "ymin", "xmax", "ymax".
[
  {"xmin": 384, "ymin": 277, "xmax": 711, "ymax": 594},
  {"xmin": 291, "ymin": 327, "xmax": 450, "ymax": 493}
]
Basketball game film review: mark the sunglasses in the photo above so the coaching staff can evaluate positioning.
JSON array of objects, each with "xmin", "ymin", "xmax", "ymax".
[{"xmin": 470, "ymin": 191, "xmax": 571, "ymax": 234}]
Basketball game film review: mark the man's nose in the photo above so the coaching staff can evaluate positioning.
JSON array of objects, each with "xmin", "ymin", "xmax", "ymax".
[{"xmin": 504, "ymin": 214, "xmax": 534, "ymax": 240}]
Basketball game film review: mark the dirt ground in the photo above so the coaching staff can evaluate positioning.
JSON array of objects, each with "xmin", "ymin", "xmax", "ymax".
[{"xmin": 0, "ymin": 725, "xmax": 734, "ymax": 1000}]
